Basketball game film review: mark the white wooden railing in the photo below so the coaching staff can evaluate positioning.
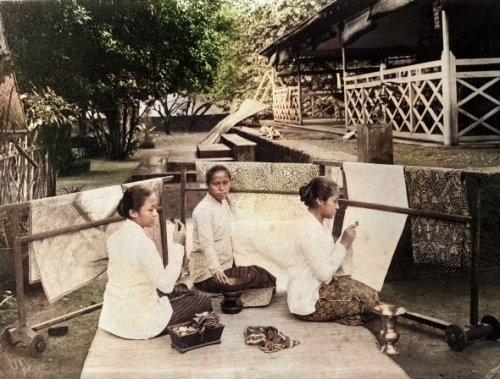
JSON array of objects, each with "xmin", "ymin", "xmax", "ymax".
[{"xmin": 344, "ymin": 57, "xmax": 500, "ymax": 144}]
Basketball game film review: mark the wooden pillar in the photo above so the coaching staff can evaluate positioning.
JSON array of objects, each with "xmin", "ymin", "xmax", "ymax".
[
  {"xmin": 357, "ymin": 124, "xmax": 394, "ymax": 164},
  {"xmin": 342, "ymin": 47, "xmax": 348, "ymax": 129},
  {"xmin": 441, "ymin": 9, "xmax": 458, "ymax": 146},
  {"xmin": 296, "ymin": 51, "xmax": 303, "ymax": 125}
]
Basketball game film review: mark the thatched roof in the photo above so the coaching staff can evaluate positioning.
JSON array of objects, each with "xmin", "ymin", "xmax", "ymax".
[{"xmin": 261, "ymin": 0, "xmax": 500, "ymax": 66}]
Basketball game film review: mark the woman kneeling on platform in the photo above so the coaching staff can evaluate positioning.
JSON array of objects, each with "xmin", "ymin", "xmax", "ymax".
[
  {"xmin": 99, "ymin": 185, "xmax": 212, "ymax": 340},
  {"xmin": 287, "ymin": 177, "xmax": 379, "ymax": 326},
  {"xmin": 190, "ymin": 164, "xmax": 276, "ymax": 293}
]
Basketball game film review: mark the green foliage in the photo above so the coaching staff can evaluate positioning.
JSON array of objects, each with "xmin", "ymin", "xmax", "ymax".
[
  {"xmin": 206, "ymin": 0, "xmax": 332, "ymax": 102},
  {"xmin": 2, "ymin": 0, "xmax": 230, "ymax": 159},
  {"xmin": 22, "ymin": 87, "xmax": 80, "ymax": 176}
]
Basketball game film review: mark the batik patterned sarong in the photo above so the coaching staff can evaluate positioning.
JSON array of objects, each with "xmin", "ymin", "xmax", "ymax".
[
  {"xmin": 404, "ymin": 166, "xmax": 471, "ymax": 268},
  {"xmin": 294, "ymin": 276, "xmax": 379, "ymax": 324}
]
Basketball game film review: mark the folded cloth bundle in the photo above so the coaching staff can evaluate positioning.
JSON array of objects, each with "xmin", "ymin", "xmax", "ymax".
[{"xmin": 244, "ymin": 326, "xmax": 300, "ymax": 353}]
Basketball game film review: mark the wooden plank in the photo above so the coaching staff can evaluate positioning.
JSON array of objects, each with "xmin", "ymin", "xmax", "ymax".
[{"xmin": 81, "ymin": 293, "xmax": 409, "ymax": 379}]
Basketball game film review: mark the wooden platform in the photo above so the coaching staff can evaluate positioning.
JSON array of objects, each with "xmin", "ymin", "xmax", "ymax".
[{"xmin": 81, "ymin": 293, "xmax": 409, "ymax": 378}]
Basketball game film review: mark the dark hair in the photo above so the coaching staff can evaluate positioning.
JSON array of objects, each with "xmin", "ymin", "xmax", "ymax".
[
  {"xmin": 205, "ymin": 164, "xmax": 231, "ymax": 184},
  {"xmin": 117, "ymin": 185, "xmax": 153, "ymax": 218},
  {"xmin": 299, "ymin": 176, "xmax": 339, "ymax": 208}
]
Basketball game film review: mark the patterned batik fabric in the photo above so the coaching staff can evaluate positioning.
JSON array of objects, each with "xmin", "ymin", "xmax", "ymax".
[
  {"xmin": 194, "ymin": 265, "xmax": 276, "ymax": 293},
  {"xmin": 29, "ymin": 178, "xmax": 165, "ymax": 302},
  {"xmin": 166, "ymin": 291, "xmax": 213, "ymax": 328},
  {"xmin": 244, "ymin": 326, "xmax": 300, "ymax": 353},
  {"xmin": 294, "ymin": 276, "xmax": 379, "ymax": 325},
  {"xmin": 195, "ymin": 161, "xmax": 320, "ymax": 192},
  {"xmin": 404, "ymin": 166, "xmax": 472, "ymax": 268}
]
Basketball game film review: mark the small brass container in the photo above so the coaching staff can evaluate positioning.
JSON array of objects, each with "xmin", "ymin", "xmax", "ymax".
[{"xmin": 373, "ymin": 303, "xmax": 406, "ymax": 355}]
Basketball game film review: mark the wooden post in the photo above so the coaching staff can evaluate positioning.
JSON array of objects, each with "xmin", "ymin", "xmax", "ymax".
[
  {"xmin": 296, "ymin": 51, "xmax": 303, "ymax": 125},
  {"xmin": 342, "ymin": 47, "xmax": 348, "ymax": 130},
  {"xmin": 159, "ymin": 178, "xmax": 168, "ymax": 265},
  {"xmin": 409, "ymin": 75, "xmax": 416, "ymax": 134},
  {"xmin": 12, "ymin": 209, "xmax": 27, "ymax": 328},
  {"xmin": 379, "ymin": 63, "xmax": 387, "ymax": 124},
  {"xmin": 357, "ymin": 124, "xmax": 394, "ymax": 164},
  {"xmin": 470, "ymin": 175, "xmax": 481, "ymax": 325},
  {"xmin": 441, "ymin": 9, "xmax": 458, "ymax": 146},
  {"xmin": 180, "ymin": 164, "xmax": 187, "ymax": 225},
  {"xmin": 449, "ymin": 52, "xmax": 458, "ymax": 144}
]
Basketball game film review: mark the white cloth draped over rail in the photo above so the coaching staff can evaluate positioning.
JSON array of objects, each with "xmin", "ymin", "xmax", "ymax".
[
  {"xmin": 342, "ymin": 162, "xmax": 409, "ymax": 291},
  {"xmin": 29, "ymin": 178, "xmax": 164, "ymax": 303}
]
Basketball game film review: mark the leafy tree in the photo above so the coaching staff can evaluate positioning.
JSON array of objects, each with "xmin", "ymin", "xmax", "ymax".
[
  {"xmin": 207, "ymin": 0, "xmax": 332, "ymax": 102},
  {"xmin": 2, "ymin": 0, "xmax": 230, "ymax": 159},
  {"xmin": 22, "ymin": 87, "xmax": 80, "ymax": 194}
]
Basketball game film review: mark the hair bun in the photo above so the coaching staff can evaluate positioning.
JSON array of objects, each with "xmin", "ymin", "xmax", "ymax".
[{"xmin": 299, "ymin": 183, "xmax": 311, "ymax": 202}]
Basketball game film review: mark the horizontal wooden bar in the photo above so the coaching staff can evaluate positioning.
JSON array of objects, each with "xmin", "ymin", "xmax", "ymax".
[
  {"xmin": 19, "ymin": 215, "xmax": 125, "ymax": 243},
  {"xmin": 401, "ymin": 310, "xmax": 451, "ymax": 331},
  {"xmin": 341, "ymin": 199, "xmax": 472, "ymax": 223},
  {"xmin": 32, "ymin": 302, "xmax": 103, "ymax": 332},
  {"xmin": 19, "ymin": 204, "xmax": 164, "ymax": 244},
  {"xmin": 184, "ymin": 187, "xmax": 298, "ymax": 195},
  {"xmin": 182, "ymin": 188, "xmax": 471, "ymax": 223}
]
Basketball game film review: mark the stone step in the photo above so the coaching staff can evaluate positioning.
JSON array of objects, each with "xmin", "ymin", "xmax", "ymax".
[
  {"xmin": 197, "ymin": 143, "xmax": 232, "ymax": 159},
  {"xmin": 220, "ymin": 133, "xmax": 256, "ymax": 161}
]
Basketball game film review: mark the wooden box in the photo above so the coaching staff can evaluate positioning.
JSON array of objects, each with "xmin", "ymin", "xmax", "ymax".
[{"xmin": 167, "ymin": 322, "xmax": 224, "ymax": 353}]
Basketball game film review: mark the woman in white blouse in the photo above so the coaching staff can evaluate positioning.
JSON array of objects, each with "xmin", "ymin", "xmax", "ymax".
[
  {"xmin": 99, "ymin": 185, "xmax": 212, "ymax": 339},
  {"xmin": 287, "ymin": 176, "xmax": 378, "ymax": 325},
  {"xmin": 190, "ymin": 164, "xmax": 276, "ymax": 293}
]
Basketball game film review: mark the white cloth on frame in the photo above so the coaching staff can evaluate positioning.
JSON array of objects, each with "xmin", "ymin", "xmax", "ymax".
[
  {"xmin": 342, "ymin": 162, "xmax": 408, "ymax": 291},
  {"xmin": 29, "ymin": 178, "xmax": 165, "ymax": 302},
  {"xmin": 231, "ymin": 192, "xmax": 308, "ymax": 291}
]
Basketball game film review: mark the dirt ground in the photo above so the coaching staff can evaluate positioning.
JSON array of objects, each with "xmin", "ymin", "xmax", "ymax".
[{"xmin": 1, "ymin": 130, "xmax": 499, "ymax": 378}]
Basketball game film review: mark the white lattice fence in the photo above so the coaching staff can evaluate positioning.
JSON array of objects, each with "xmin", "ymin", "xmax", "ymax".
[
  {"xmin": 272, "ymin": 86, "xmax": 301, "ymax": 124},
  {"xmin": 345, "ymin": 60, "xmax": 446, "ymax": 141},
  {"xmin": 345, "ymin": 58, "xmax": 500, "ymax": 144},
  {"xmin": 455, "ymin": 58, "xmax": 500, "ymax": 142}
]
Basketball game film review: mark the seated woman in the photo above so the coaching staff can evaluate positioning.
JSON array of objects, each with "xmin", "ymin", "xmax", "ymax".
[
  {"xmin": 287, "ymin": 176, "xmax": 379, "ymax": 325},
  {"xmin": 99, "ymin": 185, "xmax": 212, "ymax": 339},
  {"xmin": 190, "ymin": 164, "xmax": 276, "ymax": 293}
]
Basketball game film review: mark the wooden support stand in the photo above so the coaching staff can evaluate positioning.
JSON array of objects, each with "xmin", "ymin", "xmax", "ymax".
[
  {"xmin": 357, "ymin": 124, "xmax": 394, "ymax": 164},
  {"xmin": 0, "ymin": 177, "xmax": 172, "ymax": 357}
]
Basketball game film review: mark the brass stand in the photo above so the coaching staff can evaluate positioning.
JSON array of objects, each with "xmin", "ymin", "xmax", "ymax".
[{"xmin": 374, "ymin": 304, "xmax": 406, "ymax": 355}]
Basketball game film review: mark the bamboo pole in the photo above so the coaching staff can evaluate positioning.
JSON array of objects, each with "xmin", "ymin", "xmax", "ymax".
[{"xmin": 470, "ymin": 176, "xmax": 481, "ymax": 325}]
